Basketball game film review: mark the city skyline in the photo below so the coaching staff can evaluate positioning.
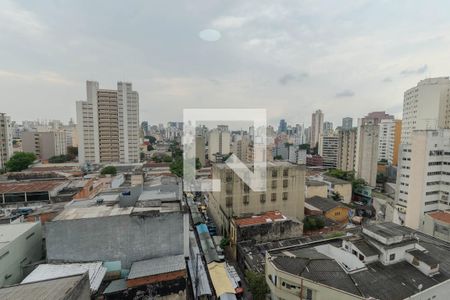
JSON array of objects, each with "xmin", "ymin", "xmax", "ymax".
[{"xmin": 2, "ymin": 1, "xmax": 450, "ymax": 125}]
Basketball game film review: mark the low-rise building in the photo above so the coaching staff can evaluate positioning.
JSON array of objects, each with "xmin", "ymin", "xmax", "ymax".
[
  {"xmin": 305, "ymin": 196, "xmax": 351, "ymax": 223},
  {"xmin": 0, "ymin": 222, "xmax": 43, "ymax": 287},
  {"xmin": 265, "ymin": 222, "xmax": 450, "ymax": 300},
  {"xmin": 305, "ymin": 180, "xmax": 328, "ymax": 199},
  {"xmin": 423, "ymin": 211, "xmax": 450, "ymax": 242},
  {"xmin": 230, "ymin": 211, "xmax": 303, "ymax": 245},
  {"xmin": 208, "ymin": 162, "xmax": 305, "ymax": 235},
  {"xmin": 0, "ymin": 273, "xmax": 90, "ymax": 300}
]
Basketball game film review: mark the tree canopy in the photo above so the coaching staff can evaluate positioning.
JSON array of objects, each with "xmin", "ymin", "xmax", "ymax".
[
  {"xmin": 101, "ymin": 165, "xmax": 117, "ymax": 176},
  {"xmin": 245, "ymin": 270, "xmax": 269, "ymax": 300},
  {"xmin": 5, "ymin": 152, "xmax": 36, "ymax": 172}
]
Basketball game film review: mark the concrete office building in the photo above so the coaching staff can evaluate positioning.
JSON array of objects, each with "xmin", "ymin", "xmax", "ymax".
[
  {"xmin": 310, "ymin": 110, "xmax": 324, "ymax": 148},
  {"xmin": 208, "ymin": 127, "xmax": 231, "ymax": 162},
  {"xmin": 342, "ymin": 117, "xmax": 353, "ymax": 130},
  {"xmin": 0, "ymin": 222, "xmax": 43, "ymax": 287},
  {"xmin": 318, "ymin": 134, "xmax": 339, "ymax": 168},
  {"xmin": 378, "ymin": 119, "xmax": 402, "ymax": 166},
  {"xmin": 195, "ymin": 136, "xmax": 206, "ymax": 167},
  {"xmin": 337, "ymin": 128, "xmax": 357, "ymax": 172},
  {"xmin": 355, "ymin": 113, "xmax": 393, "ymax": 187},
  {"xmin": 208, "ymin": 162, "xmax": 305, "ymax": 235},
  {"xmin": 401, "ymin": 77, "xmax": 450, "ymax": 144},
  {"xmin": 231, "ymin": 135, "xmax": 250, "ymax": 163},
  {"xmin": 76, "ymin": 81, "xmax": 140, "ymax": 164},
  {"xmin": 395, "ymin": 129, "xmax": 450, "ymax": 230},
  {"xmin": 0, "ymin": 113, "xmax": 13, "ymax": 169},
  {"xmin": 22, "ymin": 131, "xmax": 67, "ymax": 160}
]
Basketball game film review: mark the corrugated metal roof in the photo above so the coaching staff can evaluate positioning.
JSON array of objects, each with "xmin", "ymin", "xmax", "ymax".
[
  {"xmin": 21, "ymin": 262, "xmax": 106, "ymax": 293},
  {"xmin": 0, "ymin": 181, "xmax": 66, "ymax": 193},
  {"xmin": 127, "ymin": 254, "xmax": 186, "ymax": 279}
]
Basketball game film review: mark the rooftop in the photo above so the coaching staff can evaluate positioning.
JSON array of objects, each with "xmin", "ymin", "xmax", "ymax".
[
  {"xmin": 306, "ymin": 196, "xmax": 346, "ymax": 212},
  {"xmin": 127, "ymin": 254, "xmax": 185, "ymax": 279},
  {"xmin": 233, "ymin": 211, "xmax": 287, "ymax": 227},
  {"xmin": 22, "ymin": 262, "xmax": 106, "ymax": 293},
  {"xmin": 0, "ymin": 274, "xmax": 88, "ymax": 300},
  {"xmin": 306, "ymin": 180, "xmax": 328, "ymax": 187},
  {"xmin": 265, "ymin": 223, "xmax": 450, "ymax": 300},
  {"xmin": 0, "ymin": 180, "xmax": 66, "ymax": 193},
  {"xmin": 322, "ymin": 175, "xmax": 351, "ymax": 185},
  {"xmin": 428, "ymin": 211, "xmax": 450, "ymax": 224},
  {"xmin": 0, "ymin": 222, "xmax": 39, "ymax": 250}
]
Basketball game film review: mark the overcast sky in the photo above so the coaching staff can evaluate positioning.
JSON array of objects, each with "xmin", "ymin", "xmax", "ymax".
[{"xmin": 1, "ymin": 0, "xmax": 450, "ymax": 127}]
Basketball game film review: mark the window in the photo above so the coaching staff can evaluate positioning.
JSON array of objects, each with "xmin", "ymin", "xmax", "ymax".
[
  {"xmin": 260, "ymin": 194, "xmax": 266, "ymax": 203},
  {"xmin": 243, "ymin": 195, "xmax": 249, "ymax": 205},
  {"xmin": 272, "ymin": 180, "xmax": 277, "ymax": 189},
  {"xmin": 272, "ymin": 170, "xmax": 278, "ymax": 178},
  {"xmin": 226, "ymin": 183, "xmax": 233, "ymax": 195},
  {"xmin": 226, "ymin": 197, "xmax": 233, "ymax": 208},
  {"xmin": 226, "ymin": 172, "xmax": 233, "ymax": 182},
  {"xmin": 283, "ymin": 179, "xmax": 288, "ymax": 188},
  {"xmin": 283, "ymin": 169, "xmax": 289, "ymax": 177},
  {"xmin": 271, "ymin": 193, "xmax": 277, "ymax": 202},
  {"xmin": 243, "ymin": 184, "xmax": 250, "ymax": 193},
  {"xmin": 306, "ymin": 288, "xmax": 313, "ymax": 300},
  {"xmin": 390, "ymin": 253, "xmax": 395, "ymax": 261},
  {"xmin": 282, "ymin": 192, "xmax": 288, "ymax": 200}
]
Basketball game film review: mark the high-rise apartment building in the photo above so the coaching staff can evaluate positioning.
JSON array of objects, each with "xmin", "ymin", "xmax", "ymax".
[
  {"xmin": 310, "ymin": 110, "xmax": 324, "ymax": 148},
  {"xmin": 337, "ymin": 128, "xmax": 357, "ymax": 172},
  {"xmin": 396, "ymin": 129, "xmax": 450, "ymax": 230},
  {"xmin": 278, "ymin": 119, "xmax": 287, "ymax": 133},
  {"xmin": 342, "ymin": 117, "xmax": 353, "ymax": 130},
  {"xmin": 378, "ymin": 119, "xmax": 402, "ymax": 166},
  {"xmin": 323, "ymin": 121, "xmax": 334, "ymax": 135},
  {"xmin": 318, "ymin": 134, "xmax": 339, "ymax": 168},
  {"xmin": 22, "ymin": 131, "xmax": 67, "ymax": 160},
  {"xmin": 208, "ymin": 127, "xmax": 231, "ymax": 162},
  {"xmin": 355, "ymin": 118, "xmax": 379, "ymax": 187},
  {"xmin": 401, "ymin": 77, "xmax": 450, "ymax": 144},
  {"xmin": 195, "ymin": 136, "xmax": 206, "ymax": 167},
  {"xmin": 0, "ymin": 113, "xmax": 13, "ymax": 169},
  {"xmin": 76, "ymin": 81, "xmax": 139, "ymax": 164}
]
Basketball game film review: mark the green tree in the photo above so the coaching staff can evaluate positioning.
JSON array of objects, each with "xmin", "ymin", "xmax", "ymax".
[
  {"xmin": 196, "ymin": 158, "xmax": 202, "ymax": 170},
  {"xmin": 48, "ymin": 154, "xmax": 71, "ymax": 163},
  {"xmin": 163, "ymin": 154, "xmax": 173, "ymax": 163},
  {"xmin": 101, "ymin": 166, "xmax": 117, "ymax": 176},
  {"xmin": 352, "ymin": 178, "xmax": 367, "ymax": 191},
  {"xmin": 147, "ymin": 144, "xmax": 154, "ymax": 151},
  {"xmin": 331, "ymin": 191, "xmax": 343, "ymax": 201},
  {"xmin": 303, "ymin": 216, "xmax": 325, "ymax": 231},
  {"xmin": 170, "ymin": 157, "xmax": 183, "ymax": 177},
  {"xmin": 245, "ymin": 271, "xmax": 269, "ymax": 300},
  {"xmin": 67, "ymin": 146, "xmax": 78, "ymax": 160},
  {"xmin": 140, "ymin": 152, "xmax": 146, "ymax": 162},
  {"xmin": 5, "ymin": 152, "xmax": 36, "ymax": 172},
  {"xmin": 144, "ymin": 135, "xmax": 157, "ymax": 144}
]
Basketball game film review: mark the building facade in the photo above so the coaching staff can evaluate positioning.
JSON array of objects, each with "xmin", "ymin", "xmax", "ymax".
[
  {"xmin": 208, "ymin": 162, "xmax": 305, "ymax": 235},
  {"xmin": 396, "ymin": 129, "xmax": 450, "ymax": 230},
  {"xmin": 337, "ymin": 128, "xmax": 357, "ymax": 172},
  {"xmin": 22, "ymin": 131, "xmax": 67, "ymax": 160},
  {"xmin": 0, "ymin": 113, "xmax": 13, "ymax": 169},
  {"xmin": 208, "ymin": 128, "xmax": 231, "ymax": 162},
  {"xmin": 310, "ymin": 110, "xmax": 324, "ymax": 148},
  {"xmin": 378, "ymin": 119, "xmax": 402, "ymax": 166},
  {"xmin": 342, "ymin": 117, "xmax": 353, "ymax": 130},
  {"xmin": 76, "ymin": 81, "xmax": 140, "ymax": 164},
  {"xmin": 318, "ymin": 134, "xmax": 339, "ymax": 168},
  {"xmin": 401, "ymin": 77, "xmax": 450, "ymax": 144}
]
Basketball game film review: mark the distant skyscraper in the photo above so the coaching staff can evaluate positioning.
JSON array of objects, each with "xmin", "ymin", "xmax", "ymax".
[
  {"xmin": 319, "ymin": 134, "xmax": 339, "ymax": 168},
  {"xmin": 323, "ymin": 121, "xmax": 334, "ymax": 135},
  {"xmin": 0, "ymin": 113, "xmax": 13, "ymax": 169},
  {"xmin": 141, "ymin": 121, "xmax": 149, "ymax": 136},
  {"xmin": 278, "ymin": 119, "xmax": 287, "ymax": 133},
  {"xmin": 355, "ymin": 116, "xmax": 380, "ymax": 187},
  {"xmin": 337, "ymin": 128, "xmax": 357, "ymax": 172},
  {"xmin": 378, "ymin": 119, "xmax": 402, "ymax": 166},
  {"xmin": 208, "ymin": 127, "xmax": 231, "ymax": 162},
  {"xmin": 342, "ymin": 117, "xmax": 353, "ymax": 130},
  {"xmin": 76, "ymin": 81, "xmax": 140, "ymax": 164},
  {"xmin": 310, "ymin": 110, "xmax": 324, "ymax": 148}
]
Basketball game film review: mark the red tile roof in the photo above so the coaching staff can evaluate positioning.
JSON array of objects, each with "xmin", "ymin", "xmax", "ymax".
[
  {"xmin": 0, "ymin": 181, "xmax": 66, "ymax": 193},
  {"xmin": 234, "ymin": 211, "xmax": 286, "ymax": 227},
  {"xmin": 428, "ymin": 211, "xmax": 450, "ymax": 224}
]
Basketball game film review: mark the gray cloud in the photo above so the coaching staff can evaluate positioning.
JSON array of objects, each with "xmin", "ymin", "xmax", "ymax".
[
  {"xmin": 278, "ymin": 73, "xmax": 308, "ymax": 85},
  {"xmin": 335, "ymin": 90, "xmax": 355, "ymax": 98},
  {"xmin": 400, "ymin": 64, "xmax": 428, "ymax": 76}
]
